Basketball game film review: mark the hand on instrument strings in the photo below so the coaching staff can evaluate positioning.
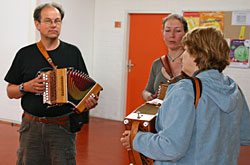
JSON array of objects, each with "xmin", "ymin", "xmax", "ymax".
[
  {"xmin": 85, "ymin": 94, "xmax": 99, "ymax": 110},
  {"xmin": 24, "ymin": 74, "xmax": 47, "ymax": 94},
  {"xmin": 120, "ymin": 130, "xmax": 131, "ymax": 150}
]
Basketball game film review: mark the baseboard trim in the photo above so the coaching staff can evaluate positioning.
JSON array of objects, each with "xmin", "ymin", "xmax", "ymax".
[{"xmin": 0, "ymin": 118, "xmax": 21, "ymax": 124}]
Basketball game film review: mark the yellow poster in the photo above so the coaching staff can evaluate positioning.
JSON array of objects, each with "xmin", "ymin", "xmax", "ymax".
[
  {"xmin": 199, "ymin": 11, "xmax": 224, "ymax": 31},
  {"xmin": 183, "ymin": 12, "xmax": 200, "ymax": 30}
]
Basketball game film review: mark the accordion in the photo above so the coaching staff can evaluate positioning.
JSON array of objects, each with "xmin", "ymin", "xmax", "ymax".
[
  {"xmin": 124, "ymin": 103, "xmax": 159, "ymax": 165},
  {"xmin": 42, "ymin": 68, "xmax": 103, "ymax": 113}
]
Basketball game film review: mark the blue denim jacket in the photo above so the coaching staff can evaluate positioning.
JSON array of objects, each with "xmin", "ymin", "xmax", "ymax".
[{"xmin": 133, "ymin": 69, "xmax": 250, "ymax": 165}]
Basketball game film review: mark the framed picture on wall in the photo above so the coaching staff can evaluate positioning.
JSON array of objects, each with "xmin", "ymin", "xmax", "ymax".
[{"xmin": 229, "ymin": 39, "xmax": 250, "ymax": 68}]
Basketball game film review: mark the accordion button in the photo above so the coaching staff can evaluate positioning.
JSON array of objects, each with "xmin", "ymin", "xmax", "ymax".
[
  {"xmin": 143, "ymin": 122, "xmax": 149, "ymax": 127},
  {"xmin": 124, "ymin": 119, "xmax": 129, "ymax": 125}
]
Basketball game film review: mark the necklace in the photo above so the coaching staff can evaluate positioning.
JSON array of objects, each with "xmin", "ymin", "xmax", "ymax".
[{"xmin": 167, "ymin": 52, "xmax": 183, "ymax": 62}]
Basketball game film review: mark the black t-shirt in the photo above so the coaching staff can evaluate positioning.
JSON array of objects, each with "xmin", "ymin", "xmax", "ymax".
[{"xmin": 4, "ymin": 40, "xmax": 89, "ymax": 117}]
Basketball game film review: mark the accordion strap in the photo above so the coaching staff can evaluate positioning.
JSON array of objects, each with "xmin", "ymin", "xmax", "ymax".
[
  {"xmin": 130, "ymin": 121, "xmax": 143, "ymax": 165},
  {"xmin": 36, "ymin": 40, "xmax": 57, "ymax": 70},
  {"xmin": 160, "ymin": 55, "xmax": 173, "ymax": 79},
  {"xmin": 188, "ymin": 77, "xmax": 202, "ymax": 109}
]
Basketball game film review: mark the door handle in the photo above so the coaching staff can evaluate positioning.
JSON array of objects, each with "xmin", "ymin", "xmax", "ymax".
[{"xmin": 127, "ymin": 59, "xmax": 134, "ymax": 72}]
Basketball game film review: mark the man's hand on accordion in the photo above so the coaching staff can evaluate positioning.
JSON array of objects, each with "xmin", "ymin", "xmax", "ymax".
[
  {"xmin": 85, "ymin": 94, "xmax": 99, "ymax": 110},
  {"xmin": 120, "ymin": 130, "xmax": 132, "ymax": 150},
  {"xmin": 24, "ymin": 74, "xmax": 47, "ymax": 94}
]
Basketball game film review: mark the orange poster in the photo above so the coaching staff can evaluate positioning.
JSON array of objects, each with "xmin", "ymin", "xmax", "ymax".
[{"xmin": 199, "ymin": 11, "xmax": 224, "ymax": 31}]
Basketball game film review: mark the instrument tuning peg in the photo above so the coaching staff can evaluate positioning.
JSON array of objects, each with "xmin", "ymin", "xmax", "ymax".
[{"xmin": 137, "ymin": 111, "xmax": 141, "ymax": 119}]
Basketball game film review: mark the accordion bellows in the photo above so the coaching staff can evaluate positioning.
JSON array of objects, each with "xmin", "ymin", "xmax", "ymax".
[{"xmin": 43, "ymin": 68, "xmax": 103, "ymax": 113}]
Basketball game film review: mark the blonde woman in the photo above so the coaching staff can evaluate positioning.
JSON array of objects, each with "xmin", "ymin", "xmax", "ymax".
[{"xmin": 142, "ymin": 14, "xmax": 188, "ymax": 101}]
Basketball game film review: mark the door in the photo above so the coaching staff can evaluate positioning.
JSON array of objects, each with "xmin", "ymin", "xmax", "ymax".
[{"xmin": 126, "ymin": 13, "xmax": 170, "ymax": 115}]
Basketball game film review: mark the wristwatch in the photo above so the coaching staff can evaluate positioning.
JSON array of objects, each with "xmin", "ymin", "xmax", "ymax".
[{"xmin": 19, "ymin": 83, "xmax": 26, "ymax": 95}]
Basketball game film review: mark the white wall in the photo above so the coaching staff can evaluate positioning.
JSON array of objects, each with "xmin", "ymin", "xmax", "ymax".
[
  {"xmin": 0, "ymin": 0, "xmax": 37, "ymax": 123},
  {"xmin": 1, "ymin": 0, "xmax": 250, "ymax": 123}
]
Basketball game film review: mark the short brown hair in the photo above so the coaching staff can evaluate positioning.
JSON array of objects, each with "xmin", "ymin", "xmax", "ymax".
[
  {"xmin": 33, "ymin": 2, "xmax": 64, "ymax": 22},
  {"xmin": 182, "ymin": 27, "xmax": 230, "ymax": 72}
]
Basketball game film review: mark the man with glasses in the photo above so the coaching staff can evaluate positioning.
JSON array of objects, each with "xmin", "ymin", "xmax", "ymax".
[{"xmin": 4, "ymin": 2, "xmax": 97, "ymax": 164}]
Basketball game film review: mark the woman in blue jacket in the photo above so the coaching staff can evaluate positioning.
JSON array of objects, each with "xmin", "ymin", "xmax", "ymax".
[{"xmin": 121, "ymin": 27, "xmax": 250, "ymax": 165}]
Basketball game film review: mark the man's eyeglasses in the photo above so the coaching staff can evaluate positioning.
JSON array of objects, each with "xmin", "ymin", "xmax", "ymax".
[{"xmin": 40, "ymin": 19, "xmax": 62, "ymax": 25}]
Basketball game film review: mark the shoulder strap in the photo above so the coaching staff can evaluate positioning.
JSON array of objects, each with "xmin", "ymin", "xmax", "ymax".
[
  {"xmin": 36, "ymin": 41, "xmax": 57, "ymax": 70},
  {"xmin": 160, "ymin": 55, "xmax": 174, "ymax": 78},
  {"xmin": 188, "ymin": 77, "xmax": 202, "ymax": 109},
  {"xmin": 130, "ymin": 121, "xmax": 143, "ymax": 165}
]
